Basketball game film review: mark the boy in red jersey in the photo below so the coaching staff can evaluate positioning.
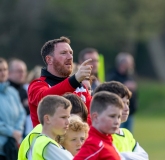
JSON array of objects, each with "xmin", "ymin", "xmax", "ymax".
[
  {"xmin": 94, "ymin": 81, "xmax": 149, "ymax": 160},
  {"xmin": 74, "ymin": 91, "xmax": 123, "ymax": 160}
]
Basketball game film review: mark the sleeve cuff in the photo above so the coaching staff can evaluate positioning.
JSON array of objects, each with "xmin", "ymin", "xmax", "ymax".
[{"xmin": 69, "ymin": 75, "xmax": 81, "ymax": 89}]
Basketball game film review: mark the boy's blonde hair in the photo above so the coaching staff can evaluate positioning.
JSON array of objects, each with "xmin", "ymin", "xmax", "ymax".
[
  {"xmin": 37, "ymin": 95, "xmax": 72, "ymax": 125},
  {"xmin": 90, "ymin": 91, "xmax": 124, "ymax": 114},
  {"xmin": 57, "ymin": 115, "xmax": 89, "ymax": 144}
]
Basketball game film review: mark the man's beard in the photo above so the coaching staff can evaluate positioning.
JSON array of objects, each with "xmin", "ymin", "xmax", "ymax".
[{"xmin": 53, "ymin": 59, "xmax": 73, "ymax": 77}]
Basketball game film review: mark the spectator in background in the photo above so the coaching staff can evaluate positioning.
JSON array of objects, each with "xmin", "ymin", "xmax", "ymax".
[
  {"xmin": 28, "ymin": 36, "xmax": 92, "ymax": 127},
  {"xmin": 0, "ymin": 58, "xmax": 25, "ymax": 160},
  {"xmin": 24, "ymin": 65, "xmax": 42, "ymax": 91},
  {"xmin": 78, "ymin": 48, "xmax": 100, "ymax": 91},
  {"xmin": 8, "ymin": 58, "xmax": 28, "ymax": 114},
  {"xmin": 107, "ymin": 52, "xmax": 138, "ymax": 132},
  {"xmin": 8, "ymin": 58, "xmax": 31, "ymax": 136}
]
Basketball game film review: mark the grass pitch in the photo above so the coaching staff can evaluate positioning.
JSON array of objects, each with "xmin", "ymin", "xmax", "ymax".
[{"xmin": 134, "ymin": 116, "xmax": 165, "ymax": 160}]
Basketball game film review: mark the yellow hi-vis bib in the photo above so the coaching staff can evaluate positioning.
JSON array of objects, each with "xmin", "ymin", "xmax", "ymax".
[
  {"xmin": 112, "ymin": 128, "xmax": 136, "ymax": 152},
  {"xmin": 18, "ymin": 124, "xmax": 42, "ymax": 160},
  {"xmin": 31, "ymin": 134, "xmax": 60, "ymax": 160}
]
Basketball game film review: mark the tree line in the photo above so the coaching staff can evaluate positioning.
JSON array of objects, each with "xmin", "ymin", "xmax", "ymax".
[{"xmin": 1, "ymin": 0, "xmax": 165, "ymax": 80}]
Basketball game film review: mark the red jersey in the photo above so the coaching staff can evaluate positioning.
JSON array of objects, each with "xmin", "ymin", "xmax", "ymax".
[
  {"xmin": 74, "ymin": 126, "xmax": 121, "ymax": 160},
  {"xmin": 28, "ymin": 68, "xmax": 81, "ymax": 127},
  {"xmin": 73, "ymin": 86, "xmax": 92, "ymax": 125}
]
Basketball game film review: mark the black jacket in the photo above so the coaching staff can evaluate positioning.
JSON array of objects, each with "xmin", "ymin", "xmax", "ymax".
[{"xmin": 107, "ymin": 69, "xmax": 138, "ymax": 115}]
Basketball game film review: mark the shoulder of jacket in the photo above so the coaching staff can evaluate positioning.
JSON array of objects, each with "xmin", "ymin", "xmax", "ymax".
[
  {"xmin": 86, "ymin": 137, "xmax": 104, "ymax": 149},
  {"xmin": 29, "ymin": 77, "xmax": 49, "ymax": 87},
  {"xmin": 7, "ymin": 86, "xmax": 20, "ymax": 96}
]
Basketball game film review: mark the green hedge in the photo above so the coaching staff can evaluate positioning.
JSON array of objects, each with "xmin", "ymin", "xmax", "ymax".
[{"xmin": 137, "ymin": 80, "xmax": 165, "ymax": 117}]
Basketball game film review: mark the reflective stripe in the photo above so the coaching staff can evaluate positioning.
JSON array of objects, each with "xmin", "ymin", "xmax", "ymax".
[{"xmin": 85, "ymin": 143, "xmax": 104, "ymax": 160}]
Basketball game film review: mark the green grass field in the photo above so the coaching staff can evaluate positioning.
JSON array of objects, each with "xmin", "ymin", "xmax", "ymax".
[
  {"xmin": 134, "ymin": 116, "xmax": 165, "ymax": 160},
  {"xmin": 132, "ymin": 80, "xmax": 165, "ymax": 160}
]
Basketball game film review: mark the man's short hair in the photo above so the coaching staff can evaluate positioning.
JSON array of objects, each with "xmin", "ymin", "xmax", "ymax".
[
  {"xmin": 115, "ymin": 52, "xmax": 133, "ymax": 68},
  {"xmin": 94, "ymin": 81, "xmax": 132, "ymax": 99},
  {"xmin": 90, "ymin": 91, "xmax": 124, "ymax": 114},
  {"xmin": 37, "ymin": 95, "xmax": 71, "ymax": 125},
  {"xmin": 41, "ymin": 36, "xmax": 70, "ymax": 65},
  {"xmin": 8, "ymin": 58, "xmax": 26, "ymax": 72},
  {"xmin": 63, "ymin": 93, "xmax": 88, "ymax": 122},
  {"xmin": 78, "ymin": 48, "xmax": 98, "ymax": 63}
]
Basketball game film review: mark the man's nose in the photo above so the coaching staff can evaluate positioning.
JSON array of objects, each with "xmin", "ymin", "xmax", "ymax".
[{"xmin": 67, "ymin": 52, "xmax": 73, "ymax": 59}]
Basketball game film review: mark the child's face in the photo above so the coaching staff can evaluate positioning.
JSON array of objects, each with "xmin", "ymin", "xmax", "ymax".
[
  {"xmin": 49, "ymin": 106, "xmax": 71, "ymax": 137},
  {"xmin": 62, "ymin": 130, "xmax": 86, "ymax": 156},
  {"xmin": 95, "ymin": 105, "xmax": 122, "ymax": 135},
  {"xmin": 121, "ymin": 96, "xmax": 130, "ymax": 123}
]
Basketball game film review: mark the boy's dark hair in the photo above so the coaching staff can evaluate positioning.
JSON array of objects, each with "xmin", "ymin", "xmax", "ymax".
[
  {"xmin": 37, "ymin": 95, "xmax": 71, "ymax": 125},
  {"xmin": 41, "ymin": 36, "xmax": 70, "ymax": 65},
  {"xmin": 78, "ymin": 48, "xmax": 98, "ymax": 63},
  {"xmin": 63, "ymin": 93, "xmax": 88, "ymax": 122},
  {"xmin": 94, "ymin": 81, "xmax": 132, "ymax": 99},
  {"xmin": 90, "ymin": 91, "xmax": 123, "ymax": 114}
]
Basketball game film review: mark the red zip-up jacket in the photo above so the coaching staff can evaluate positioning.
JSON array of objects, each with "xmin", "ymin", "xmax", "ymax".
[
  {"xmin": 28, "ymin": 68, "xmax": 82, "ymax": 127},
  {"xmin": 73, "ymin": 86, "xmax": 92, "ymax": 125},
  {"xmin": 74, "ymin": 126, "xmax": 121, "ymax": 160}
]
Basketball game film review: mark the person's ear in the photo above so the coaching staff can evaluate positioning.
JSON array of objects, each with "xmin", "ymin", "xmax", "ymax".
[
  {"xmin": 45, "ymin": 55, "xmax": 53, "ymax": 65},
  {"xmin": 91, "ymin": 112, "xmax": 99, "ymax": 124},
  {"xmin": 43, "ymin": 115, "xmax": 51, "ymax": 124}
]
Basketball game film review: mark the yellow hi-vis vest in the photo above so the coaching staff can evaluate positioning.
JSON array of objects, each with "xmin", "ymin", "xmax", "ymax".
[
  {"xmin": 18, "ymin": 124, "xmax": 42, "ymax": 160},
  {"xmin": 31, "ymin": 134, "xmax": 60, "ymax": 160},
  {"xmin": 112, "ymin": 128, "xmax": 136, "ymax": 152}
]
